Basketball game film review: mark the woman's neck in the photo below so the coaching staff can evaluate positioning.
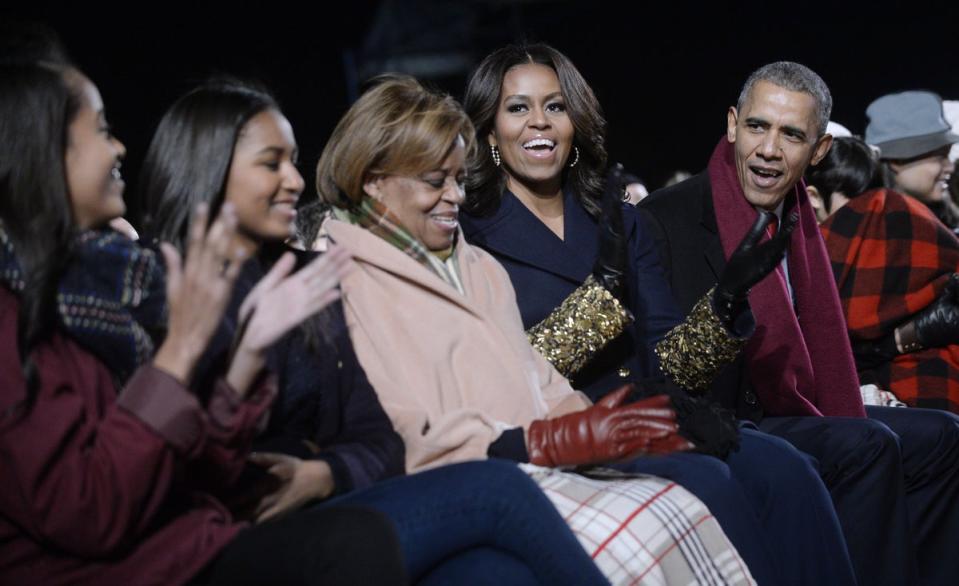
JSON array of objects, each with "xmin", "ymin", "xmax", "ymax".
[
  {"xmin": 235, "ymin": 229, "xmax": 263, "ymax": 259},
  {"xmin": 507, "ymin": 177, "xmax": 565, "ymax": 240}
]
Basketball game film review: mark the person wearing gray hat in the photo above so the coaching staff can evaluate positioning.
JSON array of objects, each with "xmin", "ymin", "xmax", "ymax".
[{"xmin": 866, "ymin": 90, "xmax": 959, "ymax": 229}]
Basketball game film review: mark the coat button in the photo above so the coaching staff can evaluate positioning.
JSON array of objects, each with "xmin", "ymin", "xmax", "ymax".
[
  {"xmin": 618, "ymin": 367, "xmax": 630, "ymax": 378},
  {"xmin": 744, "ymin": 390, "xmax": 758, "ymax": 406}
]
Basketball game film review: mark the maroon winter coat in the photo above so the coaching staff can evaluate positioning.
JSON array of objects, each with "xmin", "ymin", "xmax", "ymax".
[{"xmin": 0, "ymin": 286, "xmax": 275, "ymax": 585}]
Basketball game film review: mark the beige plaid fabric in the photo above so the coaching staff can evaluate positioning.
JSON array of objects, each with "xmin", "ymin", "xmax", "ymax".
[{"xmin": 520, "ymin": 465, "xmax": 755, "ymax": 586}]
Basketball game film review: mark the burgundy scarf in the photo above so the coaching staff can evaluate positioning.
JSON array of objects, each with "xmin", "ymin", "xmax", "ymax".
[{"xmin": 708, "ymin": 138, "xmax": 865, "ymax": 417}]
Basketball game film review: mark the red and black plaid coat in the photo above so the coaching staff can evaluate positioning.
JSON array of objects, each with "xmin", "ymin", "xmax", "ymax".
[{"xmin": 821, "ymin": 188, "xmax": 959, "ymax": 413}]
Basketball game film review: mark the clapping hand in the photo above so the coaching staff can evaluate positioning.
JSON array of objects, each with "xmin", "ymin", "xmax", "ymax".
[
  {"xmin": 236, "ymin": 246, "xmax": 352, "ymax": 353},
  {"xmin": 226, "ymin": 246, "xmax": 353, "ymax": 395},
  {"xmin": 154, "ymin": 203, "xmax": 246, "ymax": 384}
]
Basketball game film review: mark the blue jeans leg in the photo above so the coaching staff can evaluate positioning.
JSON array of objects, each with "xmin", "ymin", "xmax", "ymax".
[{"xmin": 325, "ymin": 459, "xmax": 608, "ymax": 585}]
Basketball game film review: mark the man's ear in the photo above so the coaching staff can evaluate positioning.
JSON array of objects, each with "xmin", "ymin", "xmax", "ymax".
[
  {"xmin": 726, "ymin": 107, "xmax": 738, "ymax": 144},
  {"xmin": 810, "ymin": 133, "xmax": 834, "ymax": 166},
  {"xmin": 806, "ymin": 185, "xmax": 823, "ymax": 209},
  {"xmin": 805, "ymin": 185, "xmax": 829, "ymax": 223}
]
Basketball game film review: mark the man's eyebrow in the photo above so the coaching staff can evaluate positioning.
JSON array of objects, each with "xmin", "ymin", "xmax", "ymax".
[
  {"xmin": 743, "ymin": 116, "xmax": 770, "ymax": 127},
  {"xmin": 781, "ymin": 125, "xmax": 808, "ymax": 140}
]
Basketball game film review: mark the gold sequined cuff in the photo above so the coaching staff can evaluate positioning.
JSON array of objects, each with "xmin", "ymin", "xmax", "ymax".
[
  {"xmin": 655, "ymin": 286, "xmax": 747, "ymax": 392},
  {"xmin": 527, "ymin": 275, "xmax": 633, "ymax": 378}
]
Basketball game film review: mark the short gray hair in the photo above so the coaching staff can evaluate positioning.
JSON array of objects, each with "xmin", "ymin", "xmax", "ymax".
[{"xmin": 737, "ymin": 61, "xmax": 832, "ymax": 136}]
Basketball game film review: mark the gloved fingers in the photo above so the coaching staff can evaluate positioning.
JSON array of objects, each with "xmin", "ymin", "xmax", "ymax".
[
  {"xmin": 604, "ymin": 163, "xmax": 626, "ymax": 200},
  {"xmin": 646, "ymin": 434, "xmax": 697, "ymax": 455},
  {"xmin": 736, "ymin": 211, "xmax": 772, "ymax": 255},
  {"xmin": 615, "ymin": 420, "xmax": 676, "ymax": 440},
  {"xmin": 624, "ymin": 393, "xmax": 672, "ymax": 409},
  {"xmin": 615, "ymin": 437, "xmax": 652, "ymax": 460},
  {"xmin": 619, "ymin": 408, "xmax": 677, "ymax": 424},
  {"xmin": 597, "ymin": 384, "xmax": 634, "ymax": 409}
]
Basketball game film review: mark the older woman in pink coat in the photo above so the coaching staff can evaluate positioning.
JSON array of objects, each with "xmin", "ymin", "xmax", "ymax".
[{"xmin": 312, "ymin": 74, "xmax": 760, "ymax": 585}]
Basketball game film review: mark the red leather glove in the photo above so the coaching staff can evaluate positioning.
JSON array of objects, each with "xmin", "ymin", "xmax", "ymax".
[{"xmin": 527, "ymin": 385, "xmax": 691, "ymax": 467}]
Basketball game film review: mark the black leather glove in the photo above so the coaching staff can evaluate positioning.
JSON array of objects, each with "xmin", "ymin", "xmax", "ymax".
[
  {"xmin": 914, "ymin": 273, "xmax": 959, "ymax": 349},
  {"xmin": 629, "ymin": 377, "xmax": 741, "ymax": 460},
  {"xmin": 713, "ymin": 211, "xmax": 797, "ymax": 328},
  {"xmin": 593, "ymin": 164, "xmax": 628, "ymax": 301}
]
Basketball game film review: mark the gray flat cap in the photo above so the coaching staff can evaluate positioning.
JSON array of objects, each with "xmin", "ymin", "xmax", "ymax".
[{"xmin": 865, "ymin": 90, "xmax": 959, "ymax": 159}]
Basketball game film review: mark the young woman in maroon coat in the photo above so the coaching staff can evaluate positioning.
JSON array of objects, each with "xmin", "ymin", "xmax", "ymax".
[{"xmin": 0, "ymin": 61, "xmax": 407, "ymax": 585}]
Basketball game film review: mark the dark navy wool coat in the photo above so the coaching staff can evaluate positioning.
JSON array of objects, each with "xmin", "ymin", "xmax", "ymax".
[{"xmin": 461, "ymin": 190, "xmax": 684, "ymax": 402}]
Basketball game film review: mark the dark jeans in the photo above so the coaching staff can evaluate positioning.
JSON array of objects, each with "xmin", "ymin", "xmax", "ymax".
[
  {"xmin": 201, "ymin": 506, "xmax": 406, "ymax": 585},
  {"xmin": 327, "ymin": 459, "xmax": 608, "ymax": 585},
  {"xmin": 614, "ymin": 428, "xmax": 856, "ymax": 586},
  {"xmin": 760, "ymin": 406, "xmax": 959, "ymax": 586}
]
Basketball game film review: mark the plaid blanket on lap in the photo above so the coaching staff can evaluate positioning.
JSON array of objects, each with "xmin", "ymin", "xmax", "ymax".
[
  {"xmin": 820, "ymin": 188, "xmax": 959, "ymax": 412},
  {"xmin": 521, "ymin": 464, "xmax": 754, "ymax": 586}
]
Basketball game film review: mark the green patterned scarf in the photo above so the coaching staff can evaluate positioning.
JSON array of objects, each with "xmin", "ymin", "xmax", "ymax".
[{"xmin": 335, "ymin": 196, "xmax": 462, "ymax": 293}]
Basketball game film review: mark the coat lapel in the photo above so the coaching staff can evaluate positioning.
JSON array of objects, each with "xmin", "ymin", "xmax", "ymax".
[
  {"xmin": 327, "ymin": 220, "xmax": 484, "ymax": 319},
  {"xmin": 461, "ymin": 191, "xmax": 594, "ymax": 283}
]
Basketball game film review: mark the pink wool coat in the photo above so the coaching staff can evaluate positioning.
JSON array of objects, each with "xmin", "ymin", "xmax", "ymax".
[{"xmin": 328, "ymin": 220, "xmax": 590, "ymax": 472}]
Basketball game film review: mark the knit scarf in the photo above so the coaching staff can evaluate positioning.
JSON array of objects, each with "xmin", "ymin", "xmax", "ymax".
[
  {"xmin": 707, "ymin": 138, "xmax": 865, "ymax": 417},
  {"xmin": 821, "ymin": 188, "xmax": 959, "ymax": 412},
  {"xmin": 334, "ymin": 196, "xmax": 462, "ymax": 292},
  {"xmin": 0, "ymin": 222, "xmax": 167, "ymax": 383}
]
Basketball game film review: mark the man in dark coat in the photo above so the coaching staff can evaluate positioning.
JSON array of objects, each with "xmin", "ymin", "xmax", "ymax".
[{"xmin": 640, "ymin": 61, "xmax": 959, "ymax": 586}]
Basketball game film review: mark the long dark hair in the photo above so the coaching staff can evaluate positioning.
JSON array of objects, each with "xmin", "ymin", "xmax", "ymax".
[
  {"xmin": 140, "ymin": 78, "xmax": 278, "ymax": 250},
  {"xmin": 0, "ymin": 62, "xmax": 80, "ymax": 415},
  {"xmin": 463, "ymin": 43, "xmax": 608, "ymax": 219},
  {"xmin": 141, "ymin": 79, "xmax": 330, "ymax": 350}
]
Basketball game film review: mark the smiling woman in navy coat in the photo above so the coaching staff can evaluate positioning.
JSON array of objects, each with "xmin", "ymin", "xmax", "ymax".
[{"xmin": 460, "ymin": 42, "xmax": 857, "ymax": 586}]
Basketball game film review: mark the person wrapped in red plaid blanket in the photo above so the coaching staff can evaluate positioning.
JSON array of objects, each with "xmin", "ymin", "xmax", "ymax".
[{"xmin": 815, "ymin": 138, "xmax": 959, "ymax": 413}]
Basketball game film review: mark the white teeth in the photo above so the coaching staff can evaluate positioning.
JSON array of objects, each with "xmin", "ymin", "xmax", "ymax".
[
  {"xmin": 523, "ymin": 138, "xmax": 555, "ymax": 149},
  {"xmin": 111, "ymin": 167, "xmax": 122, "ymax": 181},
  {"xmin": 753, "ymin": 168, "xmax": 781, "ymax": 178},
  {"xmin": 432, "ymin": 216, "xmax": 458, "ymax": 226}
]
